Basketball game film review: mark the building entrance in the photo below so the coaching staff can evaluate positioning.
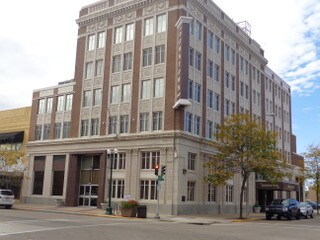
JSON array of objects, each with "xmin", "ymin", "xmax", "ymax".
[{"xmin": 79, "ymin": 184, "xmax": 98, "ymax": 207}]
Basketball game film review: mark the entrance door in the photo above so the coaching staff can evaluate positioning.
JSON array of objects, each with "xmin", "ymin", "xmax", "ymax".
[{"xmin": 79, "ymin": 184, "xmax": 98, "ymax": 207}]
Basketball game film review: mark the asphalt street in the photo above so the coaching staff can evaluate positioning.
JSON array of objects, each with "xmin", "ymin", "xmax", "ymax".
[{"xmin": 0, "ymin": 209, "xmax": 319, "ymax": 240}]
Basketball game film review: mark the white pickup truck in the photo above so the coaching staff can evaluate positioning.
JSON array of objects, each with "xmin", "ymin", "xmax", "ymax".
[{"xmin": 0, "ymin": 189, "xmax": 15, "ymax": 209}]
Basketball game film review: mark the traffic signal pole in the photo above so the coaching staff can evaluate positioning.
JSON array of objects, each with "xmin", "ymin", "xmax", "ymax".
[{"xmin": 153, "ymin": 165, "xmax": 166, "ymax": 219}]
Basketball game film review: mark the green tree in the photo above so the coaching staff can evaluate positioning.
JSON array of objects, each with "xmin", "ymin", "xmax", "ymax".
[
  {"xmin": 303, "ymin": 143, "xmax": 320, "ymax": 214},
  {"xmin": 204, "ymin": 114, "xmax": 288, "ymax": 219}
]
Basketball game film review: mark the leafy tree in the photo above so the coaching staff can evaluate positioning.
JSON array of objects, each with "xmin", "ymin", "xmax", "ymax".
[
  {"xmin": 204, "ymin": 114, "xmax": 288, "ymax": 219},
  {"xmin": 303, "ymin": 143, "xmax": 320, "ymax": 214},
  {"xmin": 0, "ymin": 144, "xmax": 26, "ymax": 189}
]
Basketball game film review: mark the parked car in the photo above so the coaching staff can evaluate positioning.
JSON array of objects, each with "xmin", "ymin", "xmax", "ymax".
[
  {"xmin": 306, "ymin": 200, "xmax": 320, "ymax": 210},
  {"xmin": 299, "ymin": 202, "xmax": 314, "ymax": 219},
  {"xmin": 266, "ymin": 198, "xmax": 300, "ymax": 220},
  {"xmin": 0, "ymin": 189, "xmax": 15, "ymax": 209}
]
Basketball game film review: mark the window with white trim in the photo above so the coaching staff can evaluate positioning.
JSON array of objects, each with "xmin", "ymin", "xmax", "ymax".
[
  {"xmin": 187, "ymin": 181, "xmax": 196, "ymax": 201},
  {"xmin": 112, "ymin": 180, "xmax": 125, "ymax": 199},
  {"xmin": 208, "ymin": 184, "xmax": 216, "ymax": 202},
  {"xmin": 114, "ymin": 26, "xmax": 123, "ymax": 44},
  {"xmin": 188, "ymin": 152, "xmax": 196, "ymax": 170},
  {"xmin": 141, "ymin": 80, "xmax": 151, "ymax": 99},
  {"xmin": 97, "ymin": 32, "xmax": 105, "ymax": 48},
  {"xmin": 140, "ymin": 180, "xmax": 158, "ymax": 200},
  {"xmin": 156, "ymin": 14, "xmax": 166, "ymax": 33},
  {"xmin": 141, "ymin": 151, "xmax": 160, "ymax": 170},
  {"xmin": 125, "ymin": 23, "xmax": 134, "ymax": 41},
  {"xmin": 226, "ymin": 185, "xmax": 233, "ymax": 202},
  {"xmin": 87, "ymin": 34, "xmax": 95, "ymax": 51},
  {"xmin": 152, "ymin": 111, "xmax": 163, "ymax": 131},
  {"xmin": 140, "ymin": 112, "xmax": 149, "ymax": 132},
  {"xmin": 144, "ymin": 18, "xmax": 154, "ymax": 36}
]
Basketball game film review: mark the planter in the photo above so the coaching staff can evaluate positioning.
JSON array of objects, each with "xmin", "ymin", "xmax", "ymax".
[
  {"xmin": 253, "ymin": 207, "xmax": 261, "ymax": 213},
  {"xmin": 121, "ymin": 207, "xmax": 137, "ymax": 217}
]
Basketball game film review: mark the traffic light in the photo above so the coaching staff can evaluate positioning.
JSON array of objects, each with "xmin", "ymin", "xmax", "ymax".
[
  {"xmin": 154, "ymin": 164, "xmax": 159, "ymax": 176},
  {"xmin": 161, "ymin": 165, "xmax": 166, "ymax": 176}
]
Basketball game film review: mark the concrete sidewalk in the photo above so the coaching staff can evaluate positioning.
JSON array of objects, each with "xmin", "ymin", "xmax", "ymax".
[{"xmin": 11, "ymin": 203, "xmax": 265, "ymax": 224}]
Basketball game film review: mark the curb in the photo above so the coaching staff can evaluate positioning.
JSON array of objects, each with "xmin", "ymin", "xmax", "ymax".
[{"xmin": 230, "ymin": 218, "xmax": 262, "ymax": 222}]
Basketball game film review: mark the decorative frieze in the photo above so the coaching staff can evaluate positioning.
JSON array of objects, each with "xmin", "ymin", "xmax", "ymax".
[
  {"xmin": 113, "ymin": 44, "xmax": 122, "ymax": 54},
  {"xmin": 86, "ymin": 51, "xmax": 95, "ymax": 60},
  {"xmin": 141, "ymin": 67, "xmax": 152, "ymax": 79},
  {"xmin": 55, "ymin": 114, "xmax": 63, "ymax": 122},
  {"xmin": 124, "ymin": 41, "xmax": 133, "ymax": 52},
  {"xmin": 36, "ymin": 115, "xmax": 44, "ymax": 124},
  {"xmin": 97, "ymin": 49, "xmax": 105, "ymax": 58},
  {"xmin": 112, "ymin": 74, "xmax": 121, "ymax": 84},
  {"xmin": 120, "ymin": 103, "xmax": 130, "ymax": 114},
  {"xmin": 92, "ymin": 107, "xmax": 101, "ymax": 117},
  {"xmin": 88, "ymin": 1, "xmax": 108, "ymax": 14},
  {"xmin": 155, "ymin": 33, "xmax": 166, "ymax": 45},
  {"xmin": 109, "ymin": 105, "xmax": 118, "ymax": 116},
  {"xmin": 143, "ymin": 2, "xmax": 167, "ymax": 16},
  {"xmin": 154, "ymin": 64, "xmax": 165, "ymax": 76},
  {"xmin": 139, "ymin": 101, "xmax": 151, "ymax": 112},
  {"xmin": 64, "ymin": 112, "xmax": 71, "ymax": 121},
  {"xmin": 143, "ymin": 36, "xmax": 153, "ymax": 47},
  {"xmin": 83, "ymin": 80, "xmax": 93, "ymax": 90},
  {"xmin": 39, "ymin": 89, "xmax": 54, "ymax": 98},
  {"xmin": 81, "ymin": 108, "xmax": 90, "ymax": 118},
  {"xmin": 114, "ymin": 12, "xmax": 136, "ymax": 24},
  {"xmin": 94, "ymin": 77, "xmax": 103, "ymax": 88},
  {"xmin": 152, "ymin": 99, "xmax": 164, "ymax": 110},
  {"xmin": 87, "ymin": 21, "xmax": 107, "ymax": 33},
  {"xmin": 122, "ymin": 71, "xmax": 132, "ymax": 82}
]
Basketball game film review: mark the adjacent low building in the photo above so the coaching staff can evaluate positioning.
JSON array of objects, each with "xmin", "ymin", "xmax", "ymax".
[{"xmin": 21, "ymin": 0, "xmax": 303, "ymax": 215}]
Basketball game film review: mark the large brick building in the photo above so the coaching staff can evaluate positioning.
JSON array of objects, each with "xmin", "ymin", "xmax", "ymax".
[{"xmin": 22, "ymin": 0, "xmax": 303, "ymax": 215}]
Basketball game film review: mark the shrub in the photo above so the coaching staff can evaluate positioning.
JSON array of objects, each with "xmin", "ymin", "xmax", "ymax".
[{"xmin": 121, "ymin": 199, "xmax": 138, "ymax": 209}]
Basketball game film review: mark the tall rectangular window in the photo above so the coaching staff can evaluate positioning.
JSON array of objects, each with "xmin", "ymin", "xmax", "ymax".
[
  {"xmin": 54, "ymin": 123, "xmax": 61, "ymax": 139},
  {"xmin": 225, "ymin": 99, "xmax": 230, "ymax": 115},
  {"xmin": 140, "ymin": 180, "xmax": 158, "ymax": 200},
  {"xmin": 141, "ymin": 151, "xmax": 160, "ymax": 170},
  {"xmin": 187, "ymin": 181, "xmax": 196, "ymax": 201},
  {"xmin": 185, "ymin": 112, "xmax": 192, "ymax": 133},
  {"xmin": 189, "ymin": 48, "xmax": 194, "ymax": 67},
  {"xmin": 214, "ymin": 93, "xmax": 220, "ymax": 111},
  {"xmin": 57, "ymin": 96, "xmax": 64, "ymax": 112},
  {"xmin": 207, "ymin": 31, "xmax": 213, "ymax": 49},
  {"xmin": 38, "ymin": 99, "xmax": 45, "ymax": 114},
  {"xmin": 110, "ymin": 85, "xmax": 120, "ymax": 104},
  {"xmin": 143, "ymin": 48, "xmax": 152, "ymax": 66},
  {"xmin": 123, "ymin": 52, "xmax": 132, "ymax": 71},
  {"xmin": 81, "ymin": 120, "xmax": 89, "ymax": 136},
  {"xmin": 245, "ymin": 84, "xmax": 249, "ymax": 99},
  {"xmin": 240, "ymin": 82, "xmax": 244, "ymax": 97},
  {"xmin": 114, "ymin": 26, "xmax": 123, "ymax": 44},
  {"xmin": 144, "ymin": 18, "xmax": 154, "ymax": 36},
  {"xmin": 113, "ymin": 153, "xmax": 126, "ymax": 169},
  {"xmin": 140, "ymin": 112, "xmax": 149, "ymax": 131},
  {"xmin": 43, "ymin": 124, "xmax": 50, "ymax": 140},
  {"xmin": 231, "ymin": 49, "xmax": 236, "ymax": 65},
  {"xmin": 152, "ymin": 111, "xmax": 163, "ymax": 131},
  {"xmin": 225, "ymin": 44, "xmax": 230, "ymax": 61},
  {"xmin": 194, "ymin": 115, "xmax": 200, "ymax": 135},
  {"xmin": 195, "ymin": 21, "xmax": 202, "ymax": 40},
  {"xmin": 83, "ymin": 91, "xmax": 91, "ymax": 107},
  {"xmin": 62, "ymin": 122, "xmax": 70, "ymax": 138},
  {"xmin": 108, "ymin": 116, "xmax": 117, "ymax": 134},
  {"xmin": 214, "ymin": 35, "xmax": 220, "ymax": 54},
  {"xmin": 52, "ymin": 155, "xmax": 65, "ymax": 196},
  {"xmin": 156, "ymin": 14, "xmax": 166, "ymax": 33},
  {"xmin": 208, "ymin": 184, "xmax": 216, "ymax": 202},
  {"xmin": 120, "ymin": 115, "xmax": 129, "ymax": 133},
  {"xmin": 95, "ymin": 59, "xmax": 103, "ymax": 76},
  {"xmin": 195, "ymin": 52, "xmax": 201, "ymax": 71},
  {"xmin": 141, "ymin": 80, "xmax": 151, "ymax": 99},
  {"xmin": 33, "ymin": 156, "xmax": 45, "ymax": 195},
  {"xmin": 207, "ymin": 90, "xmax": 213, "ymax": 108},
  {"xmin": 112, "ymin": 55, "xmax": 121, "ymax": 73},
  {"xmin": 87, "ymin": 34, "xmax": 95, "ymax": 51},
  {"xmin": 188, "ymin": 80, "xmax": 193, "ymax": 99},
  {"xmin": 97, "ymin": 31, "xmax": 105, "ymax": 48},
  {"xmin": 154, "ymin": 78, "xmax": 164, "ymax": 98},
  {"xmin": 46, "ymin": 98, "xmax": 53, "ymax": 114},
  {"xmin": 91, "ymin": 118, "xmax": 99, "ymax": 136},
  {"xmin": 195, "ymin": 83, "xmax": 201, "ymax": 103},
  {"xmin": 35, "ymin": 125, "xmax": 42, "ymax": 140},
  {"xmin": 155, "ymin": 45, "xmax": 165, "ymax": 64},
  {"xmin": 85, "ymin": 62, "xmax": 93, "ymax": 79},
  {"xmin": 207, "ymin": 60, "xmax": 213, "ymax": 78},
  {"xmin": 125, "ymin": 23, "xmax": 134, "ymax": 41},
  {"xmin": 226, "ymin": 185, "xmax": 233, "ymax": 202},
  {"xmin": 214, "ymin": 64, "xmax": 219, "ymax": 82},
  {"xmin": 93, "ymin": 89, "xmax": 101, "ymax": 106},
  {"xmin": 231, "ymin": 75, "xmax": 235, "ymax": 91},
  {"xmin": 225, "ymin": 71, "xmax": 230, "ymax": 88},
  {"xmin": 121, "ymin": 84, "xmax": 131, "ymax": 102},
  {"xmin": 207, "ymin": 120, "xmax": 213, "ymax": 139},
  {"xmin": 112, "ymin": 180, "xmax": 125, "ymax": 199},
  {"xmin": 65, "ymin": 94, "xmax": 73, "ymax": 111}
]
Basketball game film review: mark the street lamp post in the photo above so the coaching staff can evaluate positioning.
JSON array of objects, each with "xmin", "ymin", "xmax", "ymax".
[{"xmin": 105, "ymin": 148, "xmax": 118, "ymax": 215}]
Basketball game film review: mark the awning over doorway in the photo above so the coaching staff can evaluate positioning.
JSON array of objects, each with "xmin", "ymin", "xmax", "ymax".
[
  {"xmin": 0, "ymin": 131, "xmax": 24, "ymax": 144},
  {"xmin": 256, "ymin": 182, "xmax": 299, "ymax": 191}
]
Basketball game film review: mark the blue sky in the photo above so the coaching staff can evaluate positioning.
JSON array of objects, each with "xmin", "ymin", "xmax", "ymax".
[{"xmin": 0, "ymin": 0, "xmax": 319, "ymax": 154}]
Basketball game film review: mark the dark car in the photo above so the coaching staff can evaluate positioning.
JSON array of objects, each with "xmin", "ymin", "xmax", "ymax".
[
  {"xmin": 266, "ymin": 198, "xmax": 300, "ymax": 220},
  {"xmin": 306, "ymin": 200, "xmax": 320, "ymax": 210}
]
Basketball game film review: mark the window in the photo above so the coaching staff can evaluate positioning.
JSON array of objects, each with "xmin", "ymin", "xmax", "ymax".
[
  {"xmin": 65, "ymin": 94, "xmax": 73, "ymax": 111},
  {"xmin": 81, "ymin": 120, "xmax": 89, "ymax": 136},
  {"xmin": 154, "ymin": 78, "xmax": 164, "ymax": 98},
  {"xmin": 46, "ymin": 98, "xmax": 53, "ymax": 114},
  {"xmin": 188, "ymin": 80, "xmax": 193, "ymax": 99},
  {"xmin": 195, "ymin": 52, "xmax": 201, "ymax": 71},
  {"xmin": 188, "ymin": 152, "xmax": 196, "ymax": 170},
  {"xmin": 38, "ymin": 99, "xmax": 45, "ymax": 114},
  {"xmin": 225, "ymin": 71, "xmax": 230, "ymax": 88},
  {"xmin": 152, "ymin": 111, "xmax": 163, "ymax": 131},
  {"xmin": 207, "ymin": 90, "xmax": 213, "ymax": 108},
  {"xmin": 245, "ymin": 84, "xmax": 249, "ymax": 99},
  {"xmin": 187, "ymin": 181, "xmax": 195, "ymax": 201},
  {"xmin": 231, "ymin": 102, "xmax": 236, "ymax": 114},
  {"xmin": 33, "ymin": 171, "xmax": 44, "ymax": 195},
  {"xmin": 140, "ymin": 180, "xmax": 157, "ymax": 200},
  {"xmin": 112, "ymin": 180, "xmax": 125, "ymax": 199},
  {"xmin": 35, "ymin": 125, "xmax": 42, "ymax": 140},
  {"xmin": 141, "ymin": 151, "xmax": 160, "ymax": 169},
  {"xmin": 214, "ymin": 123, "xmax": 219, "ymax": 140},
  {"xmin": 189, "ymin": 48, "xmax": 194, "ymax": 67},
  {"xmin": 214, "ymin": 35, "xmax": 220, "ymax": 54},
  {"xmin": 140, "ymin": 112, "xmax": 149, "ymax": 131},
  {"xmin": 207, "ymin": 60, "xmax": 213, "ymax": 78},
  {"xmin": 208, "ymin": 184, "xmax": 216, "ymax": 202},
  {"xmin": 214, "ymin": 93, "xmax": 220, "ymax": 111},
  {"xmin": 93, "ymin": 89, "xmax": 102, "ymax": 106},
  {"xmin": 112, "ymin": 55, "xmax": 121, "ymax": 73},
  {"xmin": 231, "ymin": 75, "xmax": 235, "ymax": 91},
  {"xmin": 83, "ymin": 91, "xmax": 91, "ymax": 107},
  {"xmin": 240, "ymin": 82, "xmax": 244, "ymax": 97},
  {"xmin": 87, "ymin": 34, "xmax": 95, "ymax": 51},
  {"xmin": 85, "ymin": 62, "xmax": 93, "ymax": 79},
  {"xmin": 113, "ymin": 153, "xmax": 126, "ymax": 169},
  {"xmin": 207, "ymin": 31, "xmax": 213, "ymax": 49},
  {"xmin": 62, "ymin": 122, "xmax": 70, "ymax": 138},
  {"xmin": 189, "ymin": 19, "xmax": 194, "ymax": 35},
  {"xmin": 240, "ymin": 56, "xmax": 244, "ymax": 72},
  {"xmin": 108, "ymin": 116, "xmax": 117, "ymax": 134},
  {"xmin": 122, "ymin": 84, "xmax": 131, "ymax": 102},
  {"xmin": 125, "ymin": 23, "xmax": 134, "ymax": 41},
  {"xmin": 155, "ymin": 45, "xmax": 165, "ymax": 64},
  {"xmin": 245, "ymin": 60, "xmax": 249, "ymax": 75},
  {"xmin": 226, "ymin": 185, "xmax": 233, "ymax": 202},
  {"xmin": 123, "ymin": 52, "xmax": 132, "ymax": 71},
  {"xmin": 144, "ymin": 18, "xmax": 154, "ymax": 36},
  {"xmin": 52, "ymin": 155, "xmax": 65, "ymax": 196},
  {"xmin": 95, "ymin": 59, "xmax": 103, "ymax": 76},
  {"xmin": 91, "ymin": 118, "xmax": 99, "ymax": 136},
  {"xmin": 185, "ymin": 112, "xmax": 192, "ymax": 133},
  {"xmin": 156, "ymin": 14, "xmax": 166, "ymax": 33},
  {"xmin": 141, "ymin": 80, "xmax": 151, "ymax": 99},
  {"xmin": 57, "ymin": 96, "xmax": 64, "ymax": 112},
  {"xmin": 120, "ymin": 115, "xmax": 129, "ymax": 133},
  {"xmin": 114, "ymin": 26, "xmax": 123, "ymax": 44},
  {"xmin": 143, "ymin": 48, "xmax": 152, "ymax": 66},
  {"xmin": 194, "ymin": 115, "xmax": 200, "ymax": 135},
  {"xmin": 231, "ymin": 49, "xmax": 235, "ymax": 65},
  {"xmin": 225, "ymin": 44, "xmax": 230, "ymax": 61},
  {"xmin": 207, "ymin": 121, "xmax": 213, "ymax": 139},
  {"xmin": 54, "ymin": 123, "xmax": 61, "ymax": 139},
  {"xmin": 225, "ymin": 99, "xmax": 230, "ymax": 115},
  {"xmin": 195, "ymin": 21, "xmax": 202, "ymax": 40},
  {"xmin": 111, "ymin": 85, "xmax": 119, "ymax": 104},
  {"xmin": 43, "ymin": 124, "xmax": 50, "ymax": 140},
  {"xmin": 214, "ymin": 64, "xmax": 219, "ymax": 82},
  {"xmin": 97, "ymin": 31, "xmax": 105, "ymax": 48}
]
